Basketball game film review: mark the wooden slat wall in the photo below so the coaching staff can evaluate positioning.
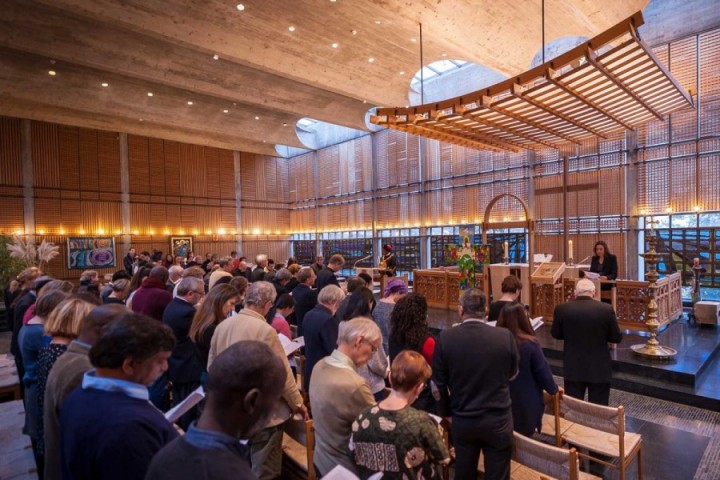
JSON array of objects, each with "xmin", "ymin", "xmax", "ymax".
[{"xmin": 0, "ymin": 117, "xmax": 24, "ymax": 233}]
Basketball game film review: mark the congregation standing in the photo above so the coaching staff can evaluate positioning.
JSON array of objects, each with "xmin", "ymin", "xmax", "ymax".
[{"xmin": 4, "ymin": 243, "xmax": 613, "ymax": 480}]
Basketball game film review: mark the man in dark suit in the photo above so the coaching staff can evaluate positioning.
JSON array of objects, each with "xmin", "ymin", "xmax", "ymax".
[
  {"xmin": 251, "ymin": 254, "xmax": 269, "ymax": 282},
  {"xmin": 162, "ymin": 277, "xmax": 205, "ymax": 428},
  {"xmin": 302, "ymin": 285, "xmax": 346, "ymax": 392},
  {"xmin": 315, "ymin": 254, "xmax": 345, "ymax": 291},
  {"xmin": 551, "ymin": 278, "xmax": 622, "ymax": 405},
  {"xmin": 432, "ymin": 288, "xmax": 518, "ymax": 480},
  {"xmin": 291, "ymin": 267, "xmax": 317, "ymax": 336}
]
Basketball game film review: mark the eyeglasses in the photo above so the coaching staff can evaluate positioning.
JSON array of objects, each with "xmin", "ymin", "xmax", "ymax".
[
  {"xmin": 192, "ymin": 290, "xmax": 205, "ymax": 296},
  {"xmin": 361, "ymin": 338, "xmax": 378, "ymax": 353}
]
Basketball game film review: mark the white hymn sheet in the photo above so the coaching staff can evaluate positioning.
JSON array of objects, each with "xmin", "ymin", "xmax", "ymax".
[
  {"xmin": 278, "ymin": 333, "xmax": 303, "ymax": 356},
  {"xmin": 164, "ymin": 386, "xmax": 205, "ymax": 423},
  {"xmin": 531, "ymin": 317, "xmax": 544, "ymax": 330}
]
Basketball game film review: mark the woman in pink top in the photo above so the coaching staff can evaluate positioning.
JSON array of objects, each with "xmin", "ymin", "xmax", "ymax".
[{"xmin": 272, "ymin": 293, "xmax": 294, "ymax": 339}]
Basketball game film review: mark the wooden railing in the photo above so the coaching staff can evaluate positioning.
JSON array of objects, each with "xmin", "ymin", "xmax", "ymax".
[{"xmin": 413, "ymin": 268, "xmax": 485, "ymax": 310}]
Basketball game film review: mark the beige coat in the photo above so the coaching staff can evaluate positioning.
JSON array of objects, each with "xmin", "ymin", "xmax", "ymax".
[
  {"xmin": 208, "ymin": 308, "xmax": 303, "ymax": 427},
  {"xmin": 309, "ymin": 349, "xmax": 374, "ymax": 476}
]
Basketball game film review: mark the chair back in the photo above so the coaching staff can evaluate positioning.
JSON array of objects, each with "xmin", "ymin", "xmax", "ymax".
[
  {"xmin": 560, "ymin": 393, "xmax": 622, "ymax": 436},
  {"xmin": 512, "ymin": 431, "xmax": 582, "ymax": 480},
  {"xmin": 543, "ymin": 391, "xmax": 563, "ymax": 446}
]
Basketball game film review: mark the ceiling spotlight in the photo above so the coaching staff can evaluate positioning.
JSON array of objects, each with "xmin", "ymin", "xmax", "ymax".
[
  {"xmin": 441, "ymin": 52, "xmax": 448, "ymax": 57},
  {"xmin": 282, "ymin": 122, "xmax": 288, "ymax": 127},
  {"xmin": 331, "ymin": 42, "xmax": 338, "ymax": 48},
  {"xmin": 368, "ymin": 57, "xmax": 374, "ymax": 63},
  {"xmin": 374, "ymin": 20, "xmax": 381, "ymax": 24},
  {"xmin": 101, "ymin": 82, "xmax": 109, "ymax": 87},
  {"xmin": 236, "ymin": 4, "xmax": 245, "ymax": 11},
  {"xmin": 411, "ymin": 38, "xmax": 416, "ymax": 42},
  {"xmin": 213, "ymin": 54, "xmax": 220, "ymax": 60},
  {"xmin": 363, "ymin": 100, "xmax": 367, "ymax": 104},
  {"xmin": 48, "ymin": 70, "xmax": 56, "ymax": 76},
  {"xmin": 223, "ymin": 109, "xmax": 229, "ymax": 113},
  {"xmin": 187, "ymin": 101, "xmax": 193, "ymax": 105},
  {"xmin": 351, "ymin": 29, "xmax": 357, "ymax": 35},
  {"xmin": 139, "ymin": 118, "xmax": 143, "ymax": 122},
  {"xmin": 255, "ymin": 116, "xmax": 260, "ymax": 120},
  {"xmin": 147, "ymin": 92, "xmax": 153, "ymax": 97},
  {"xmin": 399, "ymin": 71, "xmax": 405, "ymax": 75},
  {"xmin": 288, "ymin": 25, "xmax": 296, "ymax": 32}
]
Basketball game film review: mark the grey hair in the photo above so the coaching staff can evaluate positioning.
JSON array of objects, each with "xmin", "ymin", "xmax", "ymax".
[
  {"xmin": 110, "ymin": 279, "xmax": 129, "ymax": 293},
  {"xmin": 337, "ymin": 317, "xmax": 381, "ymax": 346},
  {"xmin": 218, "ymin": 257, "xmax": 231, "ymax": 268},
  {"xmin": 177, "ymin": 277, "xmax": 204, "ymax": 297},
  {"xmin": 575, "ymin": 279, "xmax": 596, "ymax": 296},
  {"xmin": 244, "ymin": 280, "xmax": 277, "ymax": 307},
  {"xmin": 168, "ymin": 265, "xmax": 184, "ymax": 277},
  {"xmin": 459, "ymin": 288, "xmax": 486, "ymax": 318},
  {"xmin": 275, "ymin": 268, "xmax": 293, "ymax": 282},
  {"xmin": 318, "ymin": 285, "xmax": 345, "ymax": 306},
  {"xmin": 297, "ymin": 267, "xmax": 315, "ymax": 283},
  {"xmin": 80, "ymin": 270, "xmax": 98, "ymax": 282},
  {"xmin": 255, "ymin": 254, "xmax": 268, "ymax": 264}
]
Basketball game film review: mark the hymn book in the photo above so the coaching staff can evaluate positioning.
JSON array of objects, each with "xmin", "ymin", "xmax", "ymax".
[{"xmin": 164, "ymin": 386, "xmax": 205, "ymax": 423}]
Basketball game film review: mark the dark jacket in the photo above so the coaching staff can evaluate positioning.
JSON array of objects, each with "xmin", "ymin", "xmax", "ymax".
[
  {"xmin": 590, "ymin": 254, "xmax": 618, "ymax": 280},
  {"xmin": 162, "ymin": 298, "xmax": 202, "ymax": 384},
  {"xmin": 315, "ymin": 268, "xmax": 339, "ymax": 292},
  {"xmin": 250, "ymin": 267, "xmax": 266, "ymax": 283},
  {"xmin": 291, "ymin": 283, "xmax": 318, "ymax": 336},
  {"xmin": 509, "ymin": 340, "xmax": 558, "ymax": 436},
  {"xmin": 302, "ymin": 304, "xmax": 339, "ymax": 392},
  {"xmin": 124, "ymin": 254, "xmax": 135, "ymax": 276},
  {"xmin": 551, "ymin": 296, "xmax": 622, "ymax": 384},
  {"xmin": 131, "ymin": 277, "xmax": 172, "ymax": 321},
  {"xmin": 432, "ymin": 321, "xmax": 518, "ymax": 418}
]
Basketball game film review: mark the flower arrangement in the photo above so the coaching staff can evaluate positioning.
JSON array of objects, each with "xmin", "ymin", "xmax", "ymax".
[{"xmin": 5, "ymin": 234, "xmax": 60, "ymax": 270}]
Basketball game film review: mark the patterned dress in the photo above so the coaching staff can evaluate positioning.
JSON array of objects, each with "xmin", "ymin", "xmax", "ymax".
[
  {"xmin": 36, "ymin": 343, "xmax": 69, "ymax": 456},
  {"xmin": 350, "ymin": 404, "xmax": 450, "ymax": 480}
]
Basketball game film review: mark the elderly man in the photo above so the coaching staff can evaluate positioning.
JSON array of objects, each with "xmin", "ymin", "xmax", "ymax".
[
  {"xmin": 60, "ymin": 314, "xmax": 177, "ymax": 480},
  {"xmin": 251, "ymin": 254, "xmax": 269, "ymax": 282},
  {"xmin": 302, "ymin": 284, "xmax": 346, "ymax": 391},
  {"xmin": 173, "ymin": 266, "xmax": 205, "ymax": 298},
  {"xmin": 309, "ymin": 317, "xmax": 379, "ymax": 476},
  {"xmin": 315, "ymin": 254, "xmax": 345, "ymax": 291},
  {"xmin": 44, "ymin": 304, "xmax": 127, "ymax": 480},
  {"xmin": 131, "ymin": 266, "xmax": 172, "ymax": 320},
  {"xmin": 551, "ymin": 278, "xmax": 622, "ymax": 405},
  {"xmin": 166, "ymin": 265, "xmax": 184, "ymax": 293},
  {"xmin": 162, "ymin": 277, "xmax": 205, "ymax": 427},
  {"xmin": 208, "ymin": 257, "xmax": 234, "ymax": 290},
  {"xmin": 208, "ymin": 281, "xmax": 307, "ymax": 480},
  {"xmin": 291, "ymin": 267, "xmax": 317, "ymax": 336},
  {"xmin": 146, "ymin": 341, "xmax": 286, "ymax": 480},
  {"xmin": 432, "ymin": 288, "xmax": 519, "ymax": 480}
]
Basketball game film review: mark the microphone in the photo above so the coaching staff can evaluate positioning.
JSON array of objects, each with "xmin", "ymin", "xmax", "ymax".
[{"xmin": 354, "ymin": 255, "xmax": 372, "ymax": 268}]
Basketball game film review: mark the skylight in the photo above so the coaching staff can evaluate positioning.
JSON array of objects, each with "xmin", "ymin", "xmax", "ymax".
[{"xmin": 411, "ymin": 60, "xmax": 469, "ymax": 89}]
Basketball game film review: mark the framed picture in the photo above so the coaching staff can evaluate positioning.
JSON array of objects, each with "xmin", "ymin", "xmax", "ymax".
[
  {"xmin": 170, "ymin": 237, "xmax": 193, "ymax": 258},
  {"xmin": 67, "ymin": 237, "xmax": 116, "ymax": 269}
]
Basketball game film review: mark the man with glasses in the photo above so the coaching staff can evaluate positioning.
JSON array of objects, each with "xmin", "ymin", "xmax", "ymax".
[
  {"xmin": 208, "ymin": 281, "xmax": 308, "ymax": 480},
  {"xmin": 162, "ymin": 277, "xmax": 205, "ymax": 429},
  {"xmin": 309, "ymin": 317, "xmax": 379, "ymax": 476}
]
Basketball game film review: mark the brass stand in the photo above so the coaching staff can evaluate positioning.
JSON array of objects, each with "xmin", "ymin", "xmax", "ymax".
[
  {"xmin": 503, "ymin": 256, "xmax": 509, "ymax": 265},
  {"xmin": 568, "ymin": 257, "xmax": 575, "ymax": 266},
  {"xmin": 631, "ymin": 224, "xmax": 677, "ymax": 359}
]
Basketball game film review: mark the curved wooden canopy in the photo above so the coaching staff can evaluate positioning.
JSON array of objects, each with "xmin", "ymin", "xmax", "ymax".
[{"xmin": 371, "ymin": 12, "xmax": 694, "ymax": 152}]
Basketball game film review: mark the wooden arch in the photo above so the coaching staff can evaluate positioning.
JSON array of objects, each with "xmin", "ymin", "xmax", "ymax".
[{"xmin": 481, "ymin": 193, "xmax": 534, "ymax": 264}]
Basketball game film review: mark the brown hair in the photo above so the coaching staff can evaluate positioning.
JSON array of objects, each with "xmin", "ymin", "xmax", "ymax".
[
  {"xmin": 190, "ymin": 284, "xmax": 239, "ymax": 343},
  {"xmin": 497, "ymin": 303, "xmax": 536, "ymax": 351},
  {"xmin": 44, "ymin": 298, "xmax": 94, "ymax": 338},
  {"xmin": 501, "ymin": 275, "xmax": 522, "ymax": 293},
  {"xmin": 390, "ymin": 350, "xmax": 432, "ymax": 393}
]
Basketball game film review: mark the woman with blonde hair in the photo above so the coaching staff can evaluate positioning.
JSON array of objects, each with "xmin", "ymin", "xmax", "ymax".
[
  {"xmin": 104, "ymin": 278, "xmax": 130, "ymax": 305},
  {"xmin": 189, "ymin": 284, "xmax": 239, "ymax": 377},
  {"xmin": 35, "ymin": 297, "xmax": 95, "ymax": 470},
  {"xmin": 350, "ymin": 350, "xmax": 450, "ymax": 479}
]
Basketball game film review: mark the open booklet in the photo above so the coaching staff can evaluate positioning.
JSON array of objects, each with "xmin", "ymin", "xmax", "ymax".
[
  {"xmin": 583, "ymin": 271, "xmax": 601, "ymax": 280},
  {"xmin": 164, "ymin": 386, "xmax": 205, "ymax": 423},
  {"xmin": 486, "ymin": 317, "xmax": 543, "ymax": 330},
  {"xmin": 322, "ymin": 465, "xmax": 383, "ymax": 480},
  {"xmin": 278, "ymin": 334, "xmax": 303, "ymax": 356}
]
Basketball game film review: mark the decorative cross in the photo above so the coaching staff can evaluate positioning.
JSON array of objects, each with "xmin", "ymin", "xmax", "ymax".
[{"xmin": 646, "ymin": 217, "xmax": 659, "ymax": 230}]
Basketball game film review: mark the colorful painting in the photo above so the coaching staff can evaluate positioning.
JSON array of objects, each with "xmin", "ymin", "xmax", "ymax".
[
  {"xmin": 67, "ymin": 237, "xmax": 116, "ymax": 269},
  {"xmin": 170, "ymin": 237, "xmax": 193, "ymax": 258},
  {"xmin": 445, "ymin": 240, "xmax": 491, "ymax": 290}
]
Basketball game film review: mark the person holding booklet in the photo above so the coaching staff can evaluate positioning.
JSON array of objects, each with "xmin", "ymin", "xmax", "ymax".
[{"xmin": 497, "ymin": 303, "xmax": 558, "ymax": 437}]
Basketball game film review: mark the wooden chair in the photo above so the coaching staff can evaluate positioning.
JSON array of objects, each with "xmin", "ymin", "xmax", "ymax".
[
  {"xmin": 281, "ymin": 417, "xmax": 316, "ymax": 480},
  {"xmin": 540, "ymin": 391, "xmax": 575, "ymax": 447},
  {"xmin": 512, "ymin": 431, "xmax": 601, "ymax": 480},
  {"xmin": 560, "ymin": 394, "xmax": 643, "ymax": 480}
]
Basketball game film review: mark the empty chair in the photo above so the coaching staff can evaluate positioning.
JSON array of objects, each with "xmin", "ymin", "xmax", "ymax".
[
  {"xmin": 281, "ymin": 417, "xmax": 316, "ymax": 480},
  {"xmin": 512, "ymin": 431, "xmax": 600, "ymax": 480}
]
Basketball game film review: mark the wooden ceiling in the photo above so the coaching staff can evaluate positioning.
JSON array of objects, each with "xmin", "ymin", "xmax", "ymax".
[{"xmin": 0, "ymin": 0, "xmax": 654, "ymax": 155}]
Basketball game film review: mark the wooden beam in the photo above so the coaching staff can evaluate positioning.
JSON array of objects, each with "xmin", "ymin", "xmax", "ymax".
[{"xmin": 455, "ymin": 104, "xmax": 560, "ymax": 149}]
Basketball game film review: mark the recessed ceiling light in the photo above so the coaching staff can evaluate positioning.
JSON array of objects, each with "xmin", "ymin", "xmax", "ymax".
[
  {"xmin": 441, "ymin": 52, "xmax": 448, "ymax": 57},
  {"xmin": 139, "ymin": 118, "xmax": 144, "ymax": 122},
  {"xmin": 236, "ymin": 4, "xmax": 245, "ymax": 11},
  {"xmin": 101, "ymin": 82, "xmax": 109, "ymax": 87},
  {"xmin": 363, "ymin": 100, "xmax": 367, "ymax": 104},
  {"xmin": 288, "ymin": 25, "xmax": 296, "ymax": 32},
  {"xmin": 331, "ymin": 42, "xmax": 338, "ymax": 48},
  {"xmin": 147, "ymin": 92, "xmax": 153, "ymax": 97},
  {"xmin": 255, "ymin": 116, "xmax": 260, "ymax": 120},
  {"xmin": 368, "ymin": 57, "xmax": 374, "ymax": 63},
  {"xmin": 223, "ymin": 109, "xmax": 229, "ymax": 113},
  {"xmin": 411, "ymin": 38, "xmax": 416, "ymax": 42},
  {"xmin": 48, "ymin": 70, "xmax": 56, "ymax": 76},
  {"xmin": 374, "ymin": 20, "xmax": 381, "ymax": 24},
  {"xmin": 282, "ymin": 122, "xmax": 288, "ymax": 127},
  {"xmin": 187, "ymin": 101, "xmax": 193, "ymax": 105},
  {"xmin": 399, "ymin": 71, "xmax": 405, "ymax": 75},
  {"xmin": 213, "ymin": 54, "xmax": 220, "ymax": 60},
  {"xmin": 351, "ymin": 29, "xmax": 357, "ymax": 35}
]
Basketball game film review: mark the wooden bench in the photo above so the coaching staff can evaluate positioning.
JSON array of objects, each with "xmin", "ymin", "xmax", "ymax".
[
  {"xmin": 0, "ymin": 400, "xmax": 37, "ymax": 480},
  {"xmin": 0, "ymin": 362, "xmax": 21, "ymax": 400}
]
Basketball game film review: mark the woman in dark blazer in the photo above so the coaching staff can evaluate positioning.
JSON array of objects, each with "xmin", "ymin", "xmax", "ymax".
[
  {"xmin": 590, "ymin": 240, "xmax": 618, "ymax": 289},
  {"xmin": 497, "ymin": 303, "xmax": 558, "ymax": 437}
]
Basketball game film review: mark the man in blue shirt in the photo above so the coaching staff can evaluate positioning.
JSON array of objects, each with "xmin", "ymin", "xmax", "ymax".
[
  {"xmin": 60, "ymin": 314, "xmax": 177, "ymax": 480},
  {"xmin": 145, "ymin": 340, "xmax": 287, "ymax": 480}
]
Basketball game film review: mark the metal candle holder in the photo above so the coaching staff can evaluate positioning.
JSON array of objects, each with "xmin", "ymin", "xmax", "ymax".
[{"xmin": 631, "ymin": 222, "xmax": 677, "ymax": 359}]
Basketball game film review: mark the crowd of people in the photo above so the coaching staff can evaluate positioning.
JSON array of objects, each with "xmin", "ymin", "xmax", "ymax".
[{"xmin": 2, "ymin": 245, "xmax": 616, "ymax": 480}]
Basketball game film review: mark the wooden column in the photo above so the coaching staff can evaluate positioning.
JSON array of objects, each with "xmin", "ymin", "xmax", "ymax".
[
  {"xmin": 233, "ymin": 151, "xmax": 243, "ymax": 254},
  {"xmin": 119, "ymin": 132, "xmax": 131, "ymax": 253},
  {"xmin": 562, "ymin": 153, "xmax": 569, "ymax": 260},
  {"xmin": 21, "ymin": 120, "xmax": 35, "ymax": 239},
  {"xmin": 625, "ymin": 129, "xmax": 639, "ymax": 280}
]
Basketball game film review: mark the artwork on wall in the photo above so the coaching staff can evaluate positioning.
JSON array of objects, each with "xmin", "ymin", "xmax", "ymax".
[
  {"xmin": 170, "ymin": 237, "xmax": 193, "ymax": 258},
  {"xmin": 67, "ymin": 237, "xmax": 116, "ymax": 269}
]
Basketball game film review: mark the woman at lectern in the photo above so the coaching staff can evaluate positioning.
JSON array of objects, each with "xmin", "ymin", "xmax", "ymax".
[{"xmin": 590, "ymin": 241, "xmax": 618, "ymax": 290}]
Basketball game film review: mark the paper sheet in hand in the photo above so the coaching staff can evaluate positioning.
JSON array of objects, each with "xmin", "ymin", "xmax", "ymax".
[
  {"xmin": 583, "ymin": 271, "xmax": 600, "ymax": 280},
  {"xmin": 164, "ymin": 386, "xmax": 205, "ymax": 423},
  {"xmin": 531, "ymin": 317, "xmax": 544, "ymax": 330},
  {"xmin": 322, "ymin": 465, "xmax": 382, "ymax": 480},
  {"xmin": 278, "ymin": 333, "xmax": 302, "ymax": 356}
]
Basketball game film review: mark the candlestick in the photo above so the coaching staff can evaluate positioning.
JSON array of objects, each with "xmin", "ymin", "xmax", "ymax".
[
  {"xmin": 568, "ymin": 240, "xmax": 573, "ymax": 261},
  {"xmin": 503, "ymin": 241, "xmax": 509, "ymax": 264}
]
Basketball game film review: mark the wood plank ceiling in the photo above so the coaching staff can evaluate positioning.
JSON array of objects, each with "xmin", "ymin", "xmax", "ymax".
[{"xmin": 0, "ymin": 0, "xmax": 649, "ymax": 156}]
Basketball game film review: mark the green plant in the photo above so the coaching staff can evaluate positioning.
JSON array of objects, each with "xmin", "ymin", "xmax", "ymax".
[{"xmin": 0, "ymin": 235, "xmax": 26, "ymax": 301}]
